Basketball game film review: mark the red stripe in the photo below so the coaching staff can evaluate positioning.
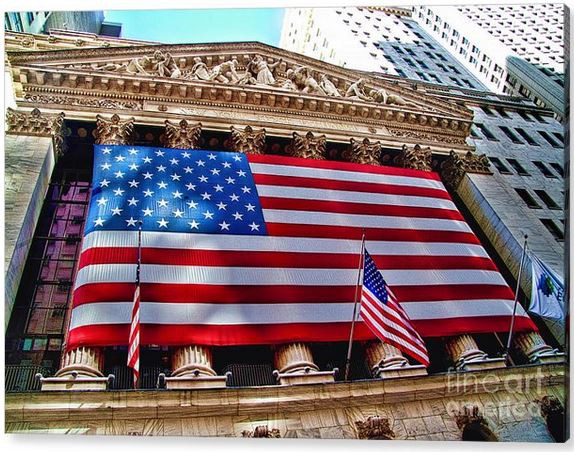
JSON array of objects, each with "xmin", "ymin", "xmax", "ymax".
[
  {"xmin": 78, "ymin": 247, "xmax": 497, "ymax": 271},
  {"xmin": 260, "ymin": 196, "xmax": 465, "ymax": 220},
  {"xmin": 72, "ymin": 283, "xmax": 514, "ymax": 307},
  {"xmin": 253, "ymin": 173, "xmax": 451, "ymax": 200},
  {"xmin": 247, "ymin": 153, "xmax": 443, "ymax": 181},
  {"xmin": 266, "ymin": 223, "xmax": 481, "ymax": 243},
  {"xmin": 66, "ymin": 315, "xmax": 537, "ymax": 349}
]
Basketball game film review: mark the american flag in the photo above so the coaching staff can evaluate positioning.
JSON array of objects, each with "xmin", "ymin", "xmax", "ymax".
[
  {"xmin": 66, "ymin": 145, "xmax": 536, "ymax": 349},
  {"xmin": 360, "ymin": 250, "xmax": 429, "ymax": 367},
  {"xmin": 127, "ymin": 284, "xmax": 140, "ymax": 388}
]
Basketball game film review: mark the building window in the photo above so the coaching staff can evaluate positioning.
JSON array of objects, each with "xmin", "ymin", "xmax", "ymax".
[
  {"xmin": 515, "ymin": 188, "xmax": 541, "ymax": 208},
  {"xmin": 514, "ymin": 128, "xmax": 539, "ymax": 145},
  {"xmin": 480, "ymin": 106, "xmax": 494, "ymax": 116},
  {"xmin": 549, "ymin": 163, "xmax": 564, "ymax": 177},
  {"xmin": 540, "ymin": 218, "xmax": 564, "ymax": 241},
  {"xmin": 506, "ymin": 159, "xmax": 530, "ymax": 175},
  {"xmin": 499, "ymin": 126, "xmax": 523, "ymax": 144},
  {"xmin": 534, "ymin": 190, "xmax": 561, "ymax": 209},
  {"xmin": 538, "ymin": 130, "xmax": 561, "ymax": 147},
  {"xmin": 26, "ymin": 12, "xmax": 34, "ymax": 25},
  {"xmin": 494, "ymin": 108, "xmax": 509, "ymax": 117},
  {"xmin": 476, "ymin": 123, "xmax": 498, "ymax": 141},
  {"xmin": 489, "ymin": 157, "xmax": 512, "ymax": 174},
  {"xmin": 533, "ymin": 161, "xmax": 557, "ymax": 178},
  {"xmin": 517, "ymin": 110, "xmax": 533, "ymax": 122},
  {"xmin": 552, "ymin": 132, "xmax": 564, "ymax": 144}
]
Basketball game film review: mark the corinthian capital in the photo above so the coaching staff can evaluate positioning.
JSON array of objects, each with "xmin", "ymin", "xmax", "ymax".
[
  {"xmin": 288, "ymin": 131, "xmax": 327, "ymax": 160},
  {"xmin": 229, "ymin": 125, "xmax": 266, "ymax": 154},
  {"xmin": 343, "ymin": 137, "xmax": 382, "ymax": 165},
  {"xmin": 95, "ymin": 114, "xmax": 134, "ymax": 145},
  {"xmin": 397, "ymin": 144, "xmax": 432, "ymax": 171},
  {"xmin": 6, "ymin": 108, "xmax": 66, "ymax": 156},
  {"xmin": 440, "ymin": 150, "xmax": 491, "ymax": 189},
  {"xmin": 163, "ymin": 119, "xmax": 202, "ymax": 149}
]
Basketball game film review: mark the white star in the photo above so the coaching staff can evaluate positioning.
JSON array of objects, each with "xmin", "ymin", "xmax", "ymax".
[
  {"xmin": 214, "ymin": 184, "xmax": 224, "ymax": 192},
  {"xmin": 203, "ymin": 210, "xmax": 214, "ymax": 220},
  {"xmin": 127, "ymin": 197, "xmax": 139, "ymax": 206},
  {"xmin": 170, "ymin": 158, "xmax": 179, "ymax": 165},
  {"xmin": 225, "ymin": 177, "xmax": 235, "ymax": 184},
  {"xmin": 237, "ymin": 170, "xmax": 246, "ymax": 177},
  {"xmin": 196, "ymin": 160, "xmax": 205, "ymax": 167},
  {"xmin": 201, "ymin": 192, "xmax": 212, "ymax": 200},
  {"xmin": 111, "ymin": 207, "xmax": 123, "ymax": 216},
  {"xmin": 232, "ymin": 212, "xmax": 244, "ymax": 221},
  {"xmin": 219, "ymin": 221, "xmax": 230, "ymax": 231},
  {"xmin": 187, "ymin": 200, "xmax": 198, "ymax": 209},
  {"xmin": 216, "ymin": 202, "xmax": 227, "ymax": 210},
  {"xmin": 155, "ymin": 150, "xmax": 165, "ymax": 157},
  {"xmin": 241, "ymin": 186, "xmax": 251, "ymax": 194},
  {"xmin": 210, "ymin": 168, "xmax": 221, "ymax": 176},
  {"xmin": 233, "ymin": 154, "xmax": 242, "ymax": 162},
  {"xmin": 185, "ymin": 183, "xmax": 196, "ymax": 191},
  {"xmin": 94, "ymin": 217, "xmax": 105, "ymax": 227},
  {"xmin": 248, "ymin": 222, "xmax": 260, "ymax": 231},
  {"xmin": 129, "ymin": 163, "xmax": 139, "ymax": 171},
  {"xmin": 113, "ymin": 188, "xmax": 125, "ymax": 196},
  {"xmin": 100, "ymin": 179, "xmax": 110, "ymax": 187},
  {"xmin": 143, "ymin": 189, "xmax": 154, "ymax": 197},
  {"xmin": 125, "ymin": 217, "xmax": 138, "ymax": 227},
  {"xmin": 184, "ymin": 166, "xmax": 193, "ymax": 174},
  {"xmin": 188, "ymin": 220, "xmax": 200, "ymax": 229},
  {"xmin": 157, "ymin": 218, "xmax": 169, "ymax": 228},
  {"xmin": 172, "ymin": 208, "xmax": 184, "ymax": 218},
  {"xmin": 96, "ymin": 197, "xmax": 108, "ymax": 206},
  {"xmin": 157, "ymin": 199, "xmax": 169, "ymax": 208},
  {"xmin": 102, "ymin": 147, "xmax": 112, "ymax": 154},
  {"xmin": 143, "ymin": 172, "xmax": 153, "ymax": 179},
  {"xmin": 142, "ymin": 156, "xmax": 152, "ymax": 164},
  {"xmin": 114, "ymin": 170, "xmax": 125, "ymax": 179},
  {"xmin": 222, "ymin": 162, "xmax": 232, "ymax": 169},
  {"xmin": 245, "ymin": 203, "xmax": 256, "ymax": 212},
  {"xmin": 157, "ymin": 181, "xmax": 168, "ymax": 189},
  {"xmin": 115, "ymin": 155, "xmax": 126, "ymax": 162},
  {"xmin": 142, "ymin": 207, "xmax": 153, "ymax": 217},
  {"xmin": 156, "ymin": 165, "xmax": 166, "ymax": 172},
  {"xmin": 171, "ymin": 173, "xmax": 181, "ymax": 181},
  {"xmin": 198, "ymin": 175, "xmax": 209, "ymax": 183},
  {"xmin": 128, "ymin": 148, "xmax": 138, "ymax": 155},
  {"xmin": 128, "ymin": 179, "xmax": 139, "ymax": 188},
  {"xmin": 229, "ymin": 193, "xmax": 240, "ymax": 202},
  {"xmin": 172, "ymin": 190, "xmax": 183, "ymax": 199},
  {"xmin": 101, "ymin": 162, "xmax": 112, "ymax": 170},
  {"xmin": 182, "ymin": 151, "xmax": 191, "ymax": 158},
  {"xmin": 208, "ymin": 153, "xmax": 217, "ymax": 160}
]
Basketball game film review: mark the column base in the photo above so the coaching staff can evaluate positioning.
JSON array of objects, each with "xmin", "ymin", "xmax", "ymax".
[
  {"xmin": 164, "ymin": 372, "xmax": 230, "ymax": 390},
  {"xmin": 273, "ymin": 368, "xmax": 337, "ymax": 386},
  {"xmin": 456, "ymin": 357, "xmax": 506, "ymax": 372},
  {"xmin": 533, "ymin": 350, "xmax": 565, "ymax": 365},
  {"xmin": 373, "ymin": 363, "xmax": 428, "ymax": 379},
  {"xmin": 37, "ymin": 373, "xmax": 110, "ymax": 391}
]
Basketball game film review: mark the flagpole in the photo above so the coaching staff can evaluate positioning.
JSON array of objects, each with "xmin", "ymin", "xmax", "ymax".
[
  {"xmin": 132, "ymin": 221, "xmax": 143, "ymax": 389},
  {"xmin": 344, "ymin": 229, "xmax": 366, "ymax": 381},
  {"xmin": 504, "ymin": 234, "xmax": 528, "ymax": 365}
]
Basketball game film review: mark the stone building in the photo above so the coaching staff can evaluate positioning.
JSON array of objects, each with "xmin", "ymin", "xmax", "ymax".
[{"xmin": 4, "ymin": 29, "xmax": 567, "ymax": 441}]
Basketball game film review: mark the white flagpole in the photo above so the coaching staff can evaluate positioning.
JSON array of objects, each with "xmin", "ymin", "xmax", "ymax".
[
  {"xmin": 344, "ymin": 229, "xmax": 366, "ymax": 381},
  {"xmin": 504, "ymin": 234, "xmax": 528, "ymax": 364}
]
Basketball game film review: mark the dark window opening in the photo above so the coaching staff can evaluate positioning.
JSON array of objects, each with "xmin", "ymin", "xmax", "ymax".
[
  {"xmin": 515, "ymin": 188, "xmax": 541, "ymax": 208},
  {"xmin": 549, "ymin": 163, "xmax": 564, "ymax": 177},
  {"xmin": 533, "ymin": 161, "xmax": 557, "ymax": 178},
  {"xmin": 499, "ymin": 126, "xmax": 523, "ymax": 144},
  {"xmin": 540, "ymin": 218, "xmax": 564, "ymax": 241},
  {"xmin": 534, "ymin": 190, "xmax": 561, "ymax": 209},
  {"xmin": 488, "ymin": 157, "xmax": 511, "ymax": 174},
  {"xmin": 506, "ymin": 159, "xmax": 529, "ymax": 175},
  {"xmin": 515, "ymin": 128, "xmax": 539, "ymax": 145},
  {"xmin": 538, "ymin": 130, "xmax": 561, "ymax": 147},
  {"xmin": 476, "ymin": 123, "xmax": 498, "ymax": 141}
]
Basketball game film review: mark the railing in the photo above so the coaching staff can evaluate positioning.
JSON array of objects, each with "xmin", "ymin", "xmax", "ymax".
[
  {"xmin": 5, "ymin": 365, "xmax": 52, "ymax": 392},
  {"xmin": 107, "ymin": 366, "xmax": 170, "ymax": 390},
  {"xmin": 222, "ymin": 363, "xmax": 277, "ymax": 387}
]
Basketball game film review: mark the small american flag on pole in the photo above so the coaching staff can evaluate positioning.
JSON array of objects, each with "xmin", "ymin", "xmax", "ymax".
[
  {"xmin": 127, "ymin": 224, "xmax": 142, "ymax": 389},
  {"xmin": 360, "ymin": 249, "xmax": 430, "ymax": 367}
]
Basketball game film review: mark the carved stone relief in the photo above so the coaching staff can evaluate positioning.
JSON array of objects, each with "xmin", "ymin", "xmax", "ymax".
[
  {"xmin": 94, "ymin": 114, "xmax": 135, "ymax": 146},
  {"xmin": 440, "ymin": 149, "xmax": 492, "ymax": 189},
  {"xmin": 24, "ymin": 93, "xmax": 143, "ymax": 110},
  {"xmin": 228, "ymin": 125, "xmax": 266, "ymax": 154},
  {"xmin": 355, "ymin": 416, "xmax": 395, "ymax": 440},
  {"xmin": 241, "ymin": 425, "xmax": 281, "ymax": 438},
  {"xmin": 343, "ymin": 137, "xmax": 382, "ymax": 165},
  {"xmin": 163, "ymin": 119, "xmax": 202, "ymax": 150},
  {"xmin": 288, "ymin": 131, "xmax": 327, "ymax": 160}
]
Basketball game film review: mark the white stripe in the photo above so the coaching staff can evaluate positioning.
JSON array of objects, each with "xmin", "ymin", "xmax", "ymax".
[
  {"xmin": 74, "ymin": 264, "xmax": 509, "ymax": 288},
  {"xmin": 249, "ymin": 162, "xmax": 446, "ymax": 191},
  {"xmin": 69, "ymin": 299, "xmax": 529, "ymax": 329},
  {"xmin": 257, "ymin": 184, "xmax": 457, "ymax": 211},
  {"xmin": 81, "ymin": 230, "xmax": 490, "ymax": 257},
  {"xmin": 263, "ymin": 209, "xmax": 472, "ymax": 232}
]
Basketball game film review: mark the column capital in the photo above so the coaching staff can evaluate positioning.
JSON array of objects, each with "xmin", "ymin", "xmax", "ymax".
[
  {"xmin": 514, "ymin": 331, "xmax": 564, "ymax": 364},
  {"xmin": 440, "ymin": 150, "xmax": 491, "ymax": 189},
  {"xmin": 6, "ymin": 107, "xmax": 66, "ymax": 157},
  {"xmin": 397, "ymin": 143, "xmax": 432, "ymax": 171},
  {"xmin": 288, "ymin": 131, "xmax": 327, "ymax": 160},
  {"xmin": 343, "ymin": 137, "xmax": 382, "ymax": 165},
  {"xmin": 229, "ymin": 125, "xmax": 266, "ymax": 154},
  {"xmin": 95, "ymin": 113, "xmax": 135, "ymax": 145},
  {"xmin": 163, "ymin": 119, "xmax": 202, "ymax": 149}
]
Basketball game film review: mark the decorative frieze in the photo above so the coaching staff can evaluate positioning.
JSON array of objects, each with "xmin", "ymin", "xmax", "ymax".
[
  {"xmin": 288, "ymin": 131, "xmax": 327, "ymax": 160},
  {"xmin": 228, "ymin": 125, "xmax": 266, "ymax": 154},
  {"xmin": 24, "ymin": 93, "xmax": 143, "ymax": 110},
  {"xmin": 94, "ymin": 113, "xmax": 135, "ymax": 145},
  {"xmin": 241, "ymin": 425, "xmax": 281, "ymax": 438},
  {"xmin": 355, "ymin": 416, "xmax": 395, "ymax": 440},
  {"xmin": 343, "ymin": 137, "xmax": 382, "ymax": 165},
  {"xmin": 440, "ymin": 150, "xmax": 492, "ymax": 189},
  {"xmin": 397, "ymin": 143, "xmax": 432, "ymax": 171},
  {"xmin": 163, "ymin": 119, "xmax": 202, "ymax": 149}
]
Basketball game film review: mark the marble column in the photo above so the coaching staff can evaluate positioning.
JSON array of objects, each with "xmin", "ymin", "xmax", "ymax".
[
  {"xmin": 273, "ymin": 342, "xmax": 336, "ymax": 385},
  {"xmin": 445, "ymin": 334, "xmax": 505, "ymax": 371},
  {"xmin": 514, "ymin": 331, "xmax": 564, "ymax": 364},
  {"xmin": 364, "ymin": 341, "xmax": 427, "ymax": 379}
]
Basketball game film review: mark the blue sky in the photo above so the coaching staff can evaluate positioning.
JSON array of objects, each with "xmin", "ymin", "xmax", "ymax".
[{"xmin": 104, "ymin": 9, "xmax": 285, "ymax": 45}]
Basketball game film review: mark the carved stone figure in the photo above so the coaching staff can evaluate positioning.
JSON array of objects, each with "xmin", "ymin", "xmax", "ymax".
[
  {"xmin": 343, "ymin": 138, "xmax": 382, "ymax": 165},
  {"xmin": 246, "ymin": 54, "xmax": 282, "ymax": 85},
  {"xmin": 319, "ymin": 74, "xmax": 342, "ymax": 97},
  {"xmin": 229, "ymin": 125, "xmax": 266, "ymax": 154},
  {"xmin": 369, "ymin": 87, "xmax": 407, "ymax": 106},
  {"xmin": 397, "ymin": 144, "xmax": 432, "ymax": 171},
  {"xmin": 345, "ymin": 78, "xmax": 373, "ymax": 101},
  {"xmin": 187, "ymin": 57, "xmax": 211, "ymax": 80},
  {"xmin": 151, "ymin": 50, "xmax": 181, "ymax": 78},
  {"xmin": 288, "ymin": 66, "xmax": 326, "ymax": 95},
  {"xmin": 289, "ymin": 131, "xmax": 327, "ymax": 160},
  {"xmin": 163, "ymin": 119, "xmax": 202, "ymax": 149},
  {"xmin": 95, "ymin": 114, "xmax": 134, "ymax": 146},
  {"xmin": 241, "ymin": 425, "xmax": 281, "ymax": 438},
  {"xmin": 209, "ymin": 57, "xmax": 241, "ymax": 83},
  {"xmin": 355, "ymin": 416, "xmax": 395, "ymax": 440},
  {"xmin": 440, "ymin": 150, "xmax": 492, "ymax": 189}
]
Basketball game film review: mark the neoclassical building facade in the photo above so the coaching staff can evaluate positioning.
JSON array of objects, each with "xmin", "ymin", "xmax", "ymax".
[{"xmin": 4, "ymin": 29, "xmax": 566, "ymax": 441}]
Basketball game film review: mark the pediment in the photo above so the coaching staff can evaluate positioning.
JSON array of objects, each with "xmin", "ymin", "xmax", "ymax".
[{"xmin": 8, "ymin": 41, "xmax": 473, "ymax": 148}]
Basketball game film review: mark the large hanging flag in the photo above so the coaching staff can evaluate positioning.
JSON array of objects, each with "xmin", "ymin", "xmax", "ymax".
[
  {"xmin": 360, "ymin": 250, "xmax": 429, "ymax": 366},
  {"xmin": 528, "ymin": 252, "xmax": 565, "ymax": 344},
  {"xmin": 66, "ymin": 145, "xmax": 536, "ymax": 349}
]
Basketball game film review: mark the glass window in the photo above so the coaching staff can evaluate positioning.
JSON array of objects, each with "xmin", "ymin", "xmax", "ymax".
[
  {"xmin": 538, "ymin": 130, "xmax": 561, "ymax": 147},
  {"xmin": 540, "ymin": 218, "xmax": 564, "ymax": 241},
  {"xmin": 515, "ymin": 128, "xmax": 539, "ymax": 145},
  {"xmin": 489, "ymin": 157, "xmax": 511, "ymax": 174},
  {"xmin": 506, "ymin": 159, "xmax": 529, "ymax": 175},
  {"xmin": 514, "ymin": 188, "xmax": 541, "ymax": 208},
  {"xmin": 476, "ymin": 123, "xmax": 498, "ymax": 141},
  {"xmin": 533, "ymin": 161, "xmax": 557, "ymax": 177},
  {"xmin": 499, "ymin": 126, "xmax": 523, "ymax": 144},
  {"xmin": 534, "ymin": 190, "xmax": 560, "ymax": 209},
  {"xmin": 549, "ymin": 163, "xmax": 564, "ymax": 177}
]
